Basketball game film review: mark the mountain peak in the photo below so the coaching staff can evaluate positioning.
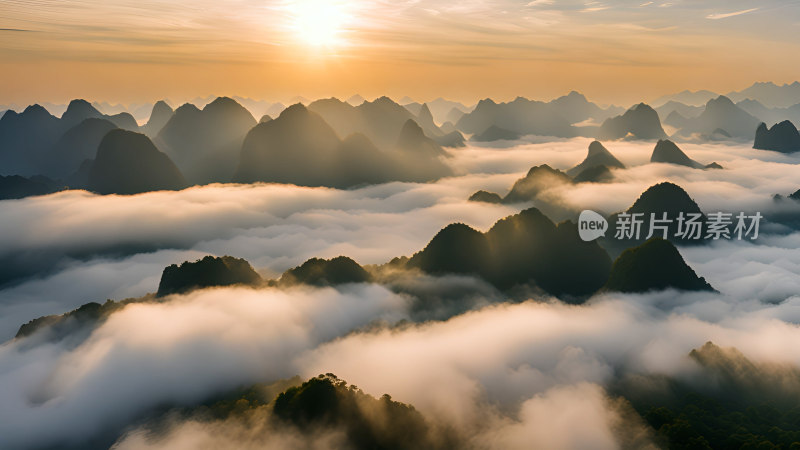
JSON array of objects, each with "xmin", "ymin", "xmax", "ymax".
[
  {"xmin": 566, "ymin": 90, "xmax": 586, "ymax": 99},
  {"xmin": 88, "ymin": 129, "xmax": 188, "ymax": 195},
  {"xmin": 599, "ymin": 102, "xmax": 666, "ymax": 140},
  {"xmin": 651, "ymin": 139, "xmax": 703, "ymax": 169},
  {"xmin": 418, "ymin": 103, "xmax": 434, "ymax": 124},
  {"xmin": 205, "ymin": 96, "xmax": 240, "ymax": 109},
  {"xmin": 708, "ymin": 95, "xmax": 735, "ymax": 107},
  {"xmin": 64, "ymin": 99, "xmax": 94, "ymax": 112},
  {"xmin": 279, "ymin": 102, "xmax": 311, "ymax": 118},
  {"xmin": 173, "ymin": 103, "xmax": 201, "ymax": 115},
  {"xmin": 567, "ymin": 140, "xmax": 624, "ymax": 177},
  {"xmin": 62, "ymin": 99, "xmax": 102, "ymax": 125},
  {"xmin": 628, "ymin": 181, "xmax": 703, "ymax": 215},
  {"xmin": 157, "ymin": 255, "xmax": 261, "ymax": 297},
  {"xmin": 587, "ymin": 140, "xmax": 610, "ymax": 157},
  {"xmin": 21, "ymin": 104, "xmax": 52, "ymax": 117},
  {"xmin": 604, "ymin": 238, "xmax": 715, "ymax": 293},
  {"xmin": 754, "ymin": 120, "xmax": 800, "ymax": 153}
]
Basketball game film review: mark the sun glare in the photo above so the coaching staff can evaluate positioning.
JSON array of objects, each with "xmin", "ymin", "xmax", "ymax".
[{"xmin": 288, "ymin": 0, "xmax": 350, "ymax": 48}]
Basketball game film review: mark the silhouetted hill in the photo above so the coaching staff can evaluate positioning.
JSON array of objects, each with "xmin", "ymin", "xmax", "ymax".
[
  {"xmin": 427, "ymin": 98, "xmax": 471, "ymax": 124},
  {"xmin": 472, "ymin": 125, "xmax": 520, "ymax": 142},
  {"xmin": 157, "ymin": 255, "xmax": 262, "ymax": 297},
  {"xmin": 484, "ymin": 209, "xmax": 611, "ymax": 297},
  {"xmin": 656, "ymin": 101, "xmax": 703, "ymax": 121},
  {"xmin": 727, "ymin": 81, "xmax": 800, "ymax": 109},
  {"xmin": 235, "ymin": 104, "xmax": 450, "ymax": 187},
  {"xmin": 395, "ymin": 119, "xmax": 446, "ymax": 158},
  {"xmin": 650, "ymin": 140, "xmax": 704, "ymax": 168},
  {"xmin": 416, "ymin": 104, "xmax": 436, "ymax": 130},
  {"xmin": 566, "ymin": 141, "xmax": 624, "ymax": 177},
  {"xmin": 392, "ymin": 120, "xmax": 453, "ymax": 181},
  {"xmin": 0, "ymin": 174, "xmax": 59, "ymax": 200},
  {"xmin": 439, "ymin": 121, "xmax": 458, "ymax": 134},
  {"xmin": 753, "ymin": 120, "xmax": 800, "ymax": 153},
  {"xmin": 234, "ymin": 104, "xmax": 341, "ymax": 185},
  {"xmin": 346, "ymin": 94, "xmax": 365, "ymax": 106},
  {"xmin": 456, "ymin": 97, "xmax": 577, "ymax": 138},
  {"xmin": 435, "ymin": 130, "xmax": 466, "ymax": 147},
  {"xmin": 141, "ymin": 100, "xmax": 174, "ymax": 137},
  {"xmin": 87, "ymin": 129, "xmax": 188, "ymax": 195},
  {"xmin": 65, "ymin": 159, "xmax": 93, "ymax": 189},
  {"xmin": 61, "ymin": 99, "xmax": 138, "ymax": 131},
  {"xmin": 407, "ymin": 208, "xmax": 612, "ymax": 298},
  {"xmin": 308, "ymin": 96, "xmax": 454, "ymax": 149},
  {"xmin": 573, "ymin": 165, "xmax": 613, "ymax": 183},
  {"xmin": 44, "ymin": 118, "xmax": 118, "ymax": 178},
  {"xmin": 60, "ymin": 99, "xmax": 104, "ymax": 129},
  {"xmin": 736, "ymin": 99, "xmax": 800, "ymax": 128},
  {"xmin": 106, "ymin": 112, "xmax": 139, "ymax": 131},
  {"xmin": 604, "ymin": 238, "xmax": 714, "ymax": 293},
  {"xmin": 15, "ymin": 300, "xmax": 123, "ymax": 340},
  {"xmin": 603, "ymin": 182, "xmax": 708, "ymax": 253},
  {"xmin": 408, "ymin": 223, "xmax": 490, "ymax": 276},
  {"xmin": 503, "ymin": 164, "xmax": 572, "ymax": 203},
  {"xmin": 157, "ymin": 97, "xmax": 256, "ymax": 184},
  {"xmin": 622, "ymin": 341, "xmax": 800, "ymax": 450},
  {"xmin": 0, "ymin": 104, "xmax": 64, "ymax": 176},
  {"xmin": 279, "ymin": 256, "xmax": 371, "ymax": 286},
  {"xmin": 549, "ymin": 91, "xmax": 615, "ymax": 124},
  {"xmin": 404, "ymin": 101, "xmax": 422, "ymax": 116},
  {"xmin": 468, "ymin": 190, "xmax": 503, "ymax": 204},
  {"xmin": 599, "ymin": 103, "xmax": 666, "ymax": 140},
  {"xmin": 630, "ymin": 181, "xmax": 703, "ymax": 217},
  {"xmin": 663, "ymin": 110, "xmax": 690, "ymax": 129},
  {"xmin": 273, "ymin": 374, "xmax": 446, "ymax": 449},
  {"xmin": 653, "ymin": 89, "xmax": 719, "ymax": 107},
  {"xmin": 0, "ymin": 99, "xmax": 142, "ymax": 176},
  {"xmin": 445, "ymin": 107, "xmax": 466, "ymax": 125},
  {"xmin": 418, "ymin": 104, "xmax": 466, "ymax": 146},
  {"xmin": 677, "ymin": 96, "xmax": 761, "ymax": 139},
  {"xmin": 306, "ymin": 97, "xmax": 364, "ymax": 137}
]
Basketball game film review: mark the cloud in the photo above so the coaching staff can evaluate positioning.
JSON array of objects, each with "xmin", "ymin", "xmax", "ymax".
[
  {"xmin": 2, "ymin": 136, "xmax": 799, "ymax": 340},
  {"xmin": 0, "ymin": 284, "xmax": 409, "ymax": 449},
  {"xmin": 706, "ymin": 8, "xmax": 759, "ymax": 20},
  {"xmin": 1, "ymin": 137, "xmax": 799, "ymax": 448}
]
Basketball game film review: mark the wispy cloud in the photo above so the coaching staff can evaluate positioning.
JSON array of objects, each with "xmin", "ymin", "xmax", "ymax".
[{"xmin": 707, "ymin": 7, "xmax": 759, "ymax": 20}]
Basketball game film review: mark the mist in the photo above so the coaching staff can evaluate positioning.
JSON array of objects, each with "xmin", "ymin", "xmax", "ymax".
[{"xmin": 1, "ymin": 137, "xmax": 799, "ymax": 448}]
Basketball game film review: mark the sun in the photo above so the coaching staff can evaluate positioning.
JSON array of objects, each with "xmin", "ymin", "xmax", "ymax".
[{"xmin": 288, "ymin": 0, "xmax": 350, "ymax": 48}]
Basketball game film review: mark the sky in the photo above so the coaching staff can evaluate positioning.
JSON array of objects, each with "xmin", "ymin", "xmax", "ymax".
[{"xmin": 1, "ymin": 0, "xmax": 799, "ymax": 106}]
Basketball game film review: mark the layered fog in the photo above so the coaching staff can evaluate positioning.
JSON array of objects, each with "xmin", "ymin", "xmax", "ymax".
[{"xmin": 1, "ymin": 137, "xmax": 799, "ymax": 449}]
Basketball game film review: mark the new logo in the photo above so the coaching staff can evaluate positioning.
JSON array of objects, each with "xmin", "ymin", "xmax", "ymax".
[{"xmin": 578, "ymin": 210, "xmax": 608, "ymax": 242}]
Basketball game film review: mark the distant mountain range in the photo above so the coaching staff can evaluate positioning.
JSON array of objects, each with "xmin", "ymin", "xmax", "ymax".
[
  {"xmin": 155, "ymin": 97, "xmax": 257, "ymax": 185},
  {"xmin": 655, "ymin": 81, "xmax": 800, "ymax": 109},
  {"xmin": 233, "ymin": 103, "xmax": 452, "ymax": 188},
  {"xmin": 0, "ymin": 99, "xmax": 138, "ymax": 177},
  {"xmin": 88, "ymin": 129, "xmax": 188, "ymax": 195},
  {"xmin": 1, "ymin": 86, "xmax": 798, "ymax": 199}
]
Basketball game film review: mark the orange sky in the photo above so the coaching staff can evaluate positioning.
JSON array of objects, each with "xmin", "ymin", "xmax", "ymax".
[{"xmin": 1, "ymin": 0, "xmax": 799, "ymax": 107}]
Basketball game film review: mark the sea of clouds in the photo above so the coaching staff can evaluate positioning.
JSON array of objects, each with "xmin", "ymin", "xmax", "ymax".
[{"xmin": 0, "ymin": 138, "xmax": 799, "ymax": 448}]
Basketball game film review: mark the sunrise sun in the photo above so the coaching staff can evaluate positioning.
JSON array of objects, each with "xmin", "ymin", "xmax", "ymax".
[{"xmin": 288, "ymin": 0, "xmax": 350, "ymax": 48}]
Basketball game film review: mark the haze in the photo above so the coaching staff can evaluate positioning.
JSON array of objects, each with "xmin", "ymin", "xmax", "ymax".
[{"xmin": 2, "ymin": 0, "xmax": 799, "ymax": 106}]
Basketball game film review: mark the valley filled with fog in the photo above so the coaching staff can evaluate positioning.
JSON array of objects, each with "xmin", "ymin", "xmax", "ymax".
[{"xmin": 2, "ymin": 125, "xmax": 800, "ymax": 448}]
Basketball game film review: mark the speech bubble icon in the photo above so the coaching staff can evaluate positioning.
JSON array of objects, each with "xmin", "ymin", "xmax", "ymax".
[{"xmin": 578, "ymin": 210, "xmax": 608, "ymax": 242}]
